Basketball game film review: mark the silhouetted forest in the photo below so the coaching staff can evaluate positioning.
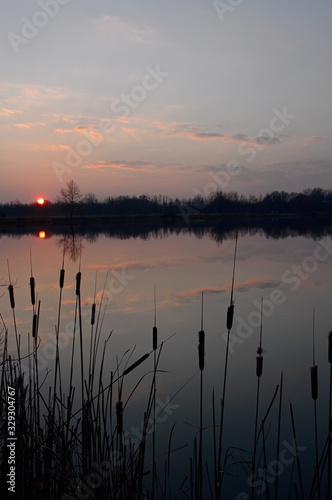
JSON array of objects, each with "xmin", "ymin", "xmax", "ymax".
[{"xmin": 1, "ymin": 187, "xmax": 332, "ymax": 218}]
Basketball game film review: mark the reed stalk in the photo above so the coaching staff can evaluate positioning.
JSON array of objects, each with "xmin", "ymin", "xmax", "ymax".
[
  {"xmin": 7, "ymin": 261, "xmax": 20, "ymax": 363},
  {"xmin": 152, "ymin": 285, "xmax": 158, "ymax": 499},
  {"xmin": 216, "ymin": 231, "xmax": 238, "ymax": 498},
  {"xmin": 289, "ymin": 402, "xmax": 305, "ymax": 500},
  {"xmin": 198, "ymin": 291, "xmax": 205, "ymax": 499},
  {"xmin": 252, "ymin": 297, "xmax": 264, "ymax": 500},
  {"xmin": 328, "ymin": 330, "xmax": 332, "ymax": 500},
  {"xmin": 275, "ymin": 372, "xmax": 283, "ymax": 500},
  {"xmin": 310, "ymin": 309, "xmax": 320, "ymax": 499}
]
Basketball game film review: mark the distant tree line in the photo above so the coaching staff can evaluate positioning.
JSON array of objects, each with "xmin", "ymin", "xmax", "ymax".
[{"xmin": 1, "ymin": 182, "xmax": 332, "ymax": 218}]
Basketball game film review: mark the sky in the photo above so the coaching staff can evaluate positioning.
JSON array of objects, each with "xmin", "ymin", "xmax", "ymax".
[{"xmin": 0, "ymin": 0, "xmax": 331, "ymax": 203}]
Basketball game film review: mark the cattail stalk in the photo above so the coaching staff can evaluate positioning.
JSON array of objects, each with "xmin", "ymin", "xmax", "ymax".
[
  {"xmin": 289, "ymin": 402, "xmax": 305, "ymax": 500},
  {"xmin": 152, "ymin": 285, "xmax": 158, "ymax": 499},
  {"xmin": 30, "ymin": 249, "xmax": 35, "ymax": 308},
  {"xmin": 7, "ymin": 261, "xmax": 20, "ymax": 360},
  {"xmin": 310, "ymin": 309, "xmax": 320, "ymax": 499},
  {"xmin": 122, "ymin": 353, "xmax": 150, "ymax": 376},
  {"xmin": 275, "ymin": 372, "xmax": 283, "ymax": 500},
  {"xmin": 252, "ymin": 298, "xmax": 264, "ymax": 500},
  {"xmin": 198, "ymin": 291, "xmax": 205, "ymax": 499},
  {"xmin": 217, "ymin": 231, "xmax": 238, "ymax": 498},
  {"xmin": 327, "ymin": 330, "xmax": 332, "ymax": 499}
]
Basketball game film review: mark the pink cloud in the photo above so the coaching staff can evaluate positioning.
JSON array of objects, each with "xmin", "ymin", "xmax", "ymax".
[
  {"xmin": 0, "ymin": 108, "xmax": 23, "ymax": 116},
  {"xmin": 27, "ymin": 144, "xmax": 70, "ymax": 151},
  {"xmin": 15, "ymin": 121, "xmax": 46, "ymax": 129}
]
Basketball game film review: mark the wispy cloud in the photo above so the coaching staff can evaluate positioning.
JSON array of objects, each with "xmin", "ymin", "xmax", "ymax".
[
  {"xmin": 27, "ymin": 144, "xmax": 70, "ymax": 152},
  {"xmin": 15, "ymin": 122, "xmax": 46, "ymax": 129},
  {"xmin": 156, "ymin": 121, "xmax": 282, "ymax": 147},
  {"xmin": 0, "ymin": 108, "xmax": 23, "ymax": 117},
  {"xmin": 83, "ymin": 159, "xmax": 174, "ymax": 172},
  {"xmin": 93, "ymin": 15, "xmax": 156, "ymax": 44}
]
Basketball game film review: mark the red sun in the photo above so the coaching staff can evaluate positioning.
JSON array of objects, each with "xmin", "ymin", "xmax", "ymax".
[{"xmin": 37, "ymin": 198, "xmax": 45, "ymax": 205}]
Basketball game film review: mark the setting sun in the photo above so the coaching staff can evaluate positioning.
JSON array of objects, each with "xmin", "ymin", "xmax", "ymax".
[
  {"xmin": 37, "ymin": 198, "xmax": 45, "ymax": 205},
  {"xmin": 38, "ymin": 230, "xmax": 46, "ymax": 239}
]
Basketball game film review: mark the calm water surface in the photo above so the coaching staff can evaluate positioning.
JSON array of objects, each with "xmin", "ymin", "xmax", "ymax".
[{"xmin": 1, "ymin": 221, "xmax": 332, "ymax": 498}]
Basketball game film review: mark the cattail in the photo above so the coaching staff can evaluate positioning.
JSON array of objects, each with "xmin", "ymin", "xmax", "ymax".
[
  {"xmin": 256, "ymin": 355, "xmax": 263, "ymax": 378},
  {"xmin": 8, "ymin": 285, "xmax": 15, "ymax": 309},
  {"xmin": 91, "ymin": 303, "xmax": 96, "ymax": 326},
  {"xmin": 30, "ymin": 277, "xmax": 35, "ymax": 306},
  {"xmin": 116, "ymin": 401, "xmax": 123, "ymax": 435},
  {"xmin": 59, "ymin": 268, "xmax": 65, "ymax": 289},
  {"xmin": 153, "ymin": 326, "xmax": 158, "ymax": 351},
  {"xmin": 198, "ymin": 330, "xmax": 205, "ymax": 371},
  {"xmin": 311, "ymin": 365, "xmax": 318, "ymax": 400},
  {"xmin": 32, "ymin": 314, "xmax": 38, "ymax": 338},
  {"xmin": 123, "ymin": 353, "xmax": 150, "ymax": 376},
  {"xmin": 76, "ymin": 271, "xmax": 81, "ymax": 295},
  {"xmin": 226, "ymin": 304, "xmax": 234, "ymax": 330},
  {"xmin": 328, "ymin": 331, "xmax": 332, "ymax": 364}
]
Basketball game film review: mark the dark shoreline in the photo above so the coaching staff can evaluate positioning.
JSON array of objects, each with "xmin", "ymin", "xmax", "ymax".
[{"xmin": 0, "ymin": 211, "xmax": 331, "ymax": 229}]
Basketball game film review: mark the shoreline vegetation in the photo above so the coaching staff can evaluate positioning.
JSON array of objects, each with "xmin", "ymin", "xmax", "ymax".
[
  {"xmin": 0, "ymin": 212, "xmax": 331, "ymax": 229},
  {"xmin": 0, "ymin": 184, "xmax": 331, "ymax": 229}
]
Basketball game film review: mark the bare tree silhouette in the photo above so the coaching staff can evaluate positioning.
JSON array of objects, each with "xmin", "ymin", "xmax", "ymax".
[{"xmin": 56, "ymin": 180, "xmax": 82, "ymax": 218}]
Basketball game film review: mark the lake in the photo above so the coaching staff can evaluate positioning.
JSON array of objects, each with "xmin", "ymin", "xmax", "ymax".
[{"xmin": 1, "ymin": 217, "xmax": 332, "ymax": 499}]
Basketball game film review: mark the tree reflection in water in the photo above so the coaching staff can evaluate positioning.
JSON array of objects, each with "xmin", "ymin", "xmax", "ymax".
[{"xmin": 57, "ymin": 231, "xmax": 84, "ymax": 263}]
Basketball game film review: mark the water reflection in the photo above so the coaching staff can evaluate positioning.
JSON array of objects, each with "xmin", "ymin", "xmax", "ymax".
[
  {"xmin": 1, "ymin": 215, "xmax": 331, "ymax": 244},
  {"xmin": 0, "ymin": 220, "xmax": 331, "ymax": 498},
  {"xmin": 57, "ymin": 231, "xmax": 84, "ymax": 262}
]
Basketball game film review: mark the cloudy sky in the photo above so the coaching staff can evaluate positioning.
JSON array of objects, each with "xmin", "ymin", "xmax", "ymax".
[{"xmin": 1, "ymin": 0, "xmax": 331, "ymax": 203}]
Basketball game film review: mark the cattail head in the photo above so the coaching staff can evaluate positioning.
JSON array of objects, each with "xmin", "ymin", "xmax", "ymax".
[
  {"xmin": 76, "ymin": 271, "xmax": 81, "ymax": 296},
  {"xmin": 226, "ymin": 304, "xmax": 234, "ymax": 330},
  {"xmin": 123, "ymin": 353, "xmax": 150, "ymax": 376},
  {"xmin": 256, "ymin": 355, "xmax": 263, "ymax": 378},
  {"xmin": 116, "ymin": 400, "xmax": 123, "ymax": 435},
  {"xmin": 153, "ymin": 326, "xmax": 158, "ymax": 351},
  {"xmin": 198, "ymin": 330, "xmax": 205, "ymax": 371},
  {"xmin": 59, "ymin": 268, "xmax": 65, "ymax": 289},
  {"xmin": 32, "ymin": 314, "xmax": 38, "ymax": 338},
  {"xmin": 8, "ymin": 285, "xmax": 15, "ymax": 309},
  {"xmin": 310, "ymin": 365, "xmax": 318, "ymax": 400},
  {"xmin": 328, "ymin": 331, "xmax": 332, "ymax": 365},
  {"xmin": 30, "ymin": 277, "xmax": 35, "ymax": 306},
  {"xmin": 91, "ymin": 303, "xmax": 96, "ymax": 326}
]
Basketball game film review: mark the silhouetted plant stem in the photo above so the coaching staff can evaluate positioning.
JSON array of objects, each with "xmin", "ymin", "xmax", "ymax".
[
  {"xmin": 7, "ymin": 261, "xmax": 20, "ymax": 363},
  {"xmin": 152, "ymin": 285, "xmax": 158, "ymax": 499},
  {"xmin": 310, "ymin": 309, "xmax": 321, "ymax": 499},
  {"xmin": 327, "ymin": 330, "xmax": 332, "ymax": 499},
  {"xmin": 252, "ymin": 297, "xmax": 264, "ymax": 500},
  {"xmin": 289, "ymin": 402, "xmax": 305, "ymax": 500},
  {"xmin": 275, "ymin": 372, "xmax": 283, "ymax": 500},
  {"xmin": 217, "ymin": 231, "xmax": 238, "ymax": 498},
  {"xmin": 198, "ymin": 291, "xmax": 205, "ymax": 499}
]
